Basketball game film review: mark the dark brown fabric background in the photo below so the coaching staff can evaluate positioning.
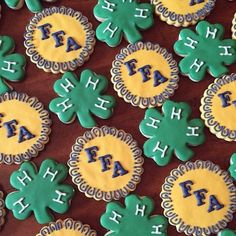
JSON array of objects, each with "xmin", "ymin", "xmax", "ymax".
[{"xmin": 0, "ymin": 1, "xmax": 235, "ymax": 235}]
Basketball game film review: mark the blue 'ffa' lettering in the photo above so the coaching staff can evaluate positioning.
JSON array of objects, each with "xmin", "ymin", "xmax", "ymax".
[
  {"xmin": 3, "ymin": 119, "xmax": 18, "ymax": 138},
  {"xmin": 189, "ymin": 0, "xmax": 204, "ymax": 6},
  {"xmin": 179, "ymin": 180, "xmax": 224, "ymax": 212},
  {"xmin": 37, "ymin": 23, "xmax": 81, "ymax": 52},
  {"xmin": 217, "ymin": 91, "xmax": 236, "ymax": 108},
  {"xmin": 124, "ymin": 58, "xmax": 168, "ymax": 87},
  {"xmin": 84, "ymin": 146, "xmax": 129, "ymax": 177},
  {"xmin": 18, "ymin": 126, "xmax": 35, "ymax": 143}
]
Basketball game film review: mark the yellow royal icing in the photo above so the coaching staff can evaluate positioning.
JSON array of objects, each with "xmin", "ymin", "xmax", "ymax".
[
  {"xmin": 32, "ymin": 13, "xmax": 86, "ymax": 63},
  {"xmin": 211, "ymin": 80, "xmax": 236, "ymax": 130},
  {"xmin": 120, "ymin": 49, "xmax": 171, "ymax": 97},
  {"xmin": 46, "ymin": 228, "xmax": 84, "ymax": 236},
  {"xmin": 159, "ymin": 0, "xmax": 207, "ymax": 14},
  {"xmin": 0, "ymin": 100, "xmax": 42, "ymax": 155},
  {"xmin": 78, "ymin": 135, "xmax": 134, "ymax": 192}
]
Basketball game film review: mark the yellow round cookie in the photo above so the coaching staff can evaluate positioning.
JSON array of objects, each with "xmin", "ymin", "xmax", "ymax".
[
  {"xmin": 37, "ymin": 218, "xmax": 97, "ymax": 236},
  {"xmin": 200, "ymin": 74, "xmax": 236, "ymax": 141},
  {"xmin": 161, "ymin": 160, "xmax": 236, "ymax": 236},
  {"xmin": 111, "ymin": 42, "xmax": 179, "ymax": 108},
  {"xmin": 0, "ymin": 92, "xmax": 51, "ymax": 164},
  {"xmin": 68, "ymin": 126, "xmax": 143, "ymax": 201},
  {"xmin": 151, "ymin": 0, "xmax": 216, "ymax": 27},
  {"xmin": 24, "ymin": 6, "xmax": 95, "ymax": 74}
]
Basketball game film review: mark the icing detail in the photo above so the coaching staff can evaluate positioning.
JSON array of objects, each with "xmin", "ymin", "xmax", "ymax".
[
  {"xmin": 161, "ymin": 160, "xmax": 236, "ymax": 235},
  {"xmin": 36, "ymin": 218, "xmax": 97, "ymax": 236},
  {"xmin": 111, "ymin": 42, "xmax": 179, "ymax": 108},
  {"xmin": 232, "ymin": 13, "xmax": 236, "ymax": 40},
  {"xmin": 0, "ymin": 191, "xmax": 6, "ymax": 230},
  {"xmin": 229, "ymin": 153, "xmax": 236, "ymax": 181},
  {"xmin": 24, "ymin": 6, "xmax": 95, "ymax": 73},
  {"xmin": 101, "ymin": 194, "xmax": 168, "ymax": 235},
  {"xmin": 174, "ymin": 21, "xmax": 236, "ymax": 82},
  {"xmin": 200, "ymin": 74, "xmax": 236, "ymax": 141},
  {"xmin": 0, "ymin": 36, "xmax": 26, "ymax": 95},
  {"xmin": 0, "ymin": 92, "xmax": 51, "ymax": 165},
  {"xmin": 152, "ymin": 0, "xmax": 216, "ymax": 27},
  {"xmin": 5, "ymin": 159, "xmax": 74, "ymax": 224},
  {"xmin": 68, "ymin": 126, "xmax": 143, "ymax": 201},
  {"xmin": 94, "ymin": 0, "xmax": 154, "ymax": 47},
  {"xmin": 4, "ymin": 0, "xmax": 58, "ymax": 13},
  {"xmin": 49, "ymin": 70, "xmax": 115, "ymax": 128},
  {"xmin": 139, "ymin": 100, "xmax": 205, "ymax": 166}
]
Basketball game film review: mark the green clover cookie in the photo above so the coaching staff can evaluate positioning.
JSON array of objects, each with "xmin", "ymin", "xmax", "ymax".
[
  {"xmin": 0, "ymin": 36, "xmax": 26, "ymax": 95},
  {"xmin": 6, "ymin": 159, "xmax": 74, "ymax": 224},
  {"xmin": 139, "ymin": 100, "xmax": 205, "ymax": 166},
  {"xmin": 218, "ymin": 229, "xmax": 236, "ymax": 236},
  {"xmin": 101, "ymin": 194, "xmax": 168, "ymax": 236},
  {"xmin": 93, "ymin": 0, "xmax": 154, "ymax": 47},
  {"xmin": 49, "ymin": 69, "xmax": 116, "ymax": 128},
  {"xmin": 4, "ymin": 0, "xmax": 57, "ymax": 13},
  {"xmin": 174, "ymin": 21, "xmax": 236, "ymax": 82},
  {"xmin": 229, "ymin": 153, "xmax": 236, "ymax": 181}
]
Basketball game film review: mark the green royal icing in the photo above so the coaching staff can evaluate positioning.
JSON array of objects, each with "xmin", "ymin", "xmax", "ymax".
[
  {"xmin": 174, "ymin": 21, "xmax": 236, "ymax": 82},
  {"xmin": 229, "ymin": 153, "xmax": 236, "ymax": 181},
  {"xmin": 101, "ymin": 194, "xmax": 168, "ymax": 236},
  {"xmin": 6, "ymin": 159, "xmax": 74, "ymax": 224},
  {"xmin": 0, "ymin": 36, "xmax": 26, "ymax": 95},
  {"xmin": 218, "ymin": 229, "xmax": 236, "ymax": 236},
  {"xmin": 49, "ymin": 69, "xmax": 116, "ymax": 129},
  {"xmin": 93, "ymin": 0, "xmax": 154, "ymax": 47},
  {"xmin": 139, "ymin": 100, "xmax": 205, "ymax": 166},
  {"xmin": 4, "ymin": 0, "xmax": 55, "ymax": 13}
]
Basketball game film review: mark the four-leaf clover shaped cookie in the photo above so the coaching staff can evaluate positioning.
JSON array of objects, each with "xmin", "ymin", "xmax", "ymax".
[
  {"xmin": 93, "ymin": 0, "xmax": 154, "ymax": 47},
  {"xmin": 49, "ymin": 69, "xmax": 116, "ymax": 128},
  {"xmin": 229, "ymin": 153, "xmax": 236, "ymax": 181},
  {"xmin": 174, "ymin": 21, "xmax": 236, "ymax": 82},
  {"xmin": 218, "ymin": 229, "xmax": 236, "ymax": 236},
  {"xmin": 101, "ymin": 194, "xmax": 168, "ymax": 236},
  {"xmin": 139, "ymin": 100, "xmax": 205, "ymax": 166},
  {"xmin": 6, "ymin": 159, "xmax": 74, "ymax": 224},
  {"xmin": 4, "ymin": 0, "xmax": 57, "ymax": 13},
  {"xmin": 0, "ymin": 36, "xmax": 26, "ymax": 95}
]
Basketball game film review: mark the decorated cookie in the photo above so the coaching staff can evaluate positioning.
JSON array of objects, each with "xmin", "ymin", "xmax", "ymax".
[
  {"xmin": 4, "ymin": 0, "xmax": 57, "ymax": 13},
  {"xmin": 49, "ymin": 70, "xmax": 115, "ymax": 128},
  {"xmin": 151, "ymin": 0, "xmax": 216, "ymax": 27},
  {"xmin": 68, "ymin": 126, "xmax": 143, "ymax": 202},
  {"xmin": 200, "ymin": 73, "xmax": 236, "ymax": 141},
  {"xmin": 161, "ymin": 160, "xmax": 236, "ymax": 236},
  {"xmin": 232, "ymin": 13, "xmax": 236, "ymax": 40},
  {"xmin": 6, "ymin": 159, "xmax": 74, "ymax": 224},
  {"xmin": 218, "ymin": 229, "xmax": 236, "ymax": 236},
  {"xmin": 101, "ymin": 194, "xmax": 168, "ymax": 236},
  {"xmin": 0, "ymin": 36, "xmax": 26, "ymax": 95},
  {"xmin": 37, "ymin": 218, "xmax": 97, "ymax": 236},
  {"xmin": 174, "ymin": 21, "xmax": 236, "ymax": 82},
  {"xmin": 93, "ymin": 0, "xmax": 154, "ymax": 47},
  {"xmin": 24, "ymin": 6, "xmax": 95, "ymax": 73},
  {"xmin": 229, "ymin": 153, "xmax": 236, "ymax": 181},
  {"xmin": 0, "ymin": 92, "xmax": 51, "ymax": 164},
  {"xmin": 139, "ymin": 100, "xmax": 205, "ymax": 166},
  {"xmin": 0, "ymin": 191, "xmax": 5, "ymax": 230},
  {"xmin": 111, "ymin": 42, "xmax": 179, "ymax": 108}
]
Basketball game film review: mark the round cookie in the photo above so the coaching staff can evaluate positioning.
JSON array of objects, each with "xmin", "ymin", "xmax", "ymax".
[
  {"xmin": 101, "ymin": 194, "xmax": 168, "ymax": 236},
  {"xmin": 93, "ymin": 0, "xmax": 154, "ymax": 47},
  {"xmin": 0, "ymin": 191, "xmax": 5, "ymax": 230},
  {"xmin": 151, "ymin": 0, "xmax": 216, "ymax": 27},
  {"xmin": 174, "ymin": 21, "xmax": 236, "ymax": 82},
  {"xmin": 200, "ymin": 73, "xmax": 236, "ymax": 141},
  {"xmin": 68, "ymin": 126, "xmax": 143, "ymax": 202},
  {"xmin": 4, "ymin": 0, "xmax": 57, "ymax": 13},
  {"xmin": 161, "ymin": 160, "xmax": 236, "ymax": 236},
  {"xmin": 37, "ymin": 218, "xmax": 97, "ymax": 236},
  {"xmin": 6, "ymin": 159, "xmax": 74, "ymax": 224},
  {"xmin": 111, "ymin": 42, "xmax": 179, "ymax": 108},
  {"xmin": 232, "ymin": 13, "xmax": 236, "ymax": 40},
  {"xmin": 0, "ymin": 92, "xmax": 51, "ymax": 164},
  {"xmin": 24, "ymin": 6, "xmax": 96, "ymax": 74}
]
